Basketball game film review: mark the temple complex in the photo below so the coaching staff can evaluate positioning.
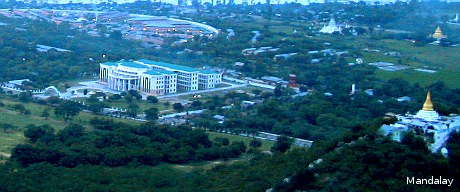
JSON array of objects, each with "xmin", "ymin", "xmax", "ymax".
[
  {"xmin": 319, "ymin": 18, "xmax": 342, "ymax": 34},
  {"xmin": 381, "ymin": 91, "xmax": 460, "ymax": 156}
]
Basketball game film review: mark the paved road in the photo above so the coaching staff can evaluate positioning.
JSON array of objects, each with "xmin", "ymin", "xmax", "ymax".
[
  {"xmin": 63, "ymin": 80, "xmax": 248, "ymax": 100},
  {"xmin": 157, "ymin": 82, "xmax": 248, "ymax": 99}
]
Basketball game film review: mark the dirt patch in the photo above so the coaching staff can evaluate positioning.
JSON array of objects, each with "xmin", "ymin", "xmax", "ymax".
[{"xmin": 0, "ymin": 152, "xmax": 11, "ymax": 158}]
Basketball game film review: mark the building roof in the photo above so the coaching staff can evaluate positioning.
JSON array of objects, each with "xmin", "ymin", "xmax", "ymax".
[
  {"xmin": 137, "ymin": 59, "xmax": 200, "ymax": 73},
  {"xmin": 144, "ymin": 70, "xmax": 176, "ymax": 75},
  {"xmin": 145, "ymin": 23, "xmax": 175, "ymax": 28},
  {"xmin": 119, "ymin": 61, "xmax": 149, "ymax": 69},
  {"xmin": 101, "ymin": 62, "xmax": 118, "ymax": 66},
  {"xmin": 381, "ymin": 124, "xmax": 397, "ymax": 136},
  {"xmin": 144, "ymin": 70, "xmax": 164, "ymax": 75},
  {"xmin": 410, "ymin": 120, "xmax": 427, "ymax": 127},
  {"xmin": 199, "ymin": 69, "xmax": 218, "ymax": 74}
]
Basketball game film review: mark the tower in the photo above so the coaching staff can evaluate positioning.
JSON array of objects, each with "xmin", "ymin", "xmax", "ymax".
[
  {"xmin": 431, "ymin": 26, "xmax": 446, "ymax": 41},
  {"xmin": 288, "ymin": 74, "xmax": 297, "ymax": 87},
  {"xmin": 422, "ymin": 91, "xmax": 434, "ymax": 111},
  {"xmin": 416, "ymin": 91, "xmax": 440, "ymax": 121},
  {"xmin": 350, "ymin": 84, "xmax": 356, "ymax": 95},
  {"xmin": 452, "ymin": 13, "xmax": 459, "ymax": 23}
]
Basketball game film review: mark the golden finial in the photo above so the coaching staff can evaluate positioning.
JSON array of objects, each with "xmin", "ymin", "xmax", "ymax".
[{"xmin": 422, "ymin": 91, "xmax": 434, "ymax": 111}]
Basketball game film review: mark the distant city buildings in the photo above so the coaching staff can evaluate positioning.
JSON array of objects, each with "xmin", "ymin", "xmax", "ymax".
[
  {"xmin": 100, "ymin": 59, "xmax": 222, "ymax": 95},
  {"xmin": 0, "ymin": 9, "xmax": 219, "ymax": 47},
  {"xmin": 381, "ymin": 91, "xmax": 460, "ymax": 156}
]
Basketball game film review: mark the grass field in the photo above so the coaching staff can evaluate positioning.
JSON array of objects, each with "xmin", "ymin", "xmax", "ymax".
[
  {"xmin": 0, "ymin": 98, "xmax": 142, "ymax": 155},
  {"xmin": 0, "ymin": 96, "xmax": 274, "ymax": 157},
  {"xmin": 207, "ymin": 132, "xmax": 274, "ymax": 152},
  {"xmin": 318, "ymin": 35, "xmax": 460, "ymax": 88},
  {"xmin": 367, "ymin": 40, "xmax": 460, "ymax": 88}
]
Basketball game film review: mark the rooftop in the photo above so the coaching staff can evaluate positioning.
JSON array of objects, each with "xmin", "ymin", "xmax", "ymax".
[
  {"xmin": 144, "ymin": 70, "xmax": 176, "ymax": 75},
  {"xmin": 101, "ymin": 62, "xmax": 119, "ymax": 66},
  {"xmin": 119, "ymin": 61, "xmax": 149, "ymax": 69},
  {"xmin": 137, "ymin": 59, "xmax": 200, "ymax": 73}
]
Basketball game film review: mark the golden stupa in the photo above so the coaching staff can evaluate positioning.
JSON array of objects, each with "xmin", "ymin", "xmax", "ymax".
[
  {"xmin": 432, "ymin": 26, "xmax": 446, "ymax": 40},
  {"xmin": 422, "ymin": 91, "xmax": 434, "ymax": 111}
]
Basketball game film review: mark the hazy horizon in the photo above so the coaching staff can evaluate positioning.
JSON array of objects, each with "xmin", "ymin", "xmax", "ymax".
[{"xmin": 19, "ymin": 0, "xmax": 449, "ymax": 5}]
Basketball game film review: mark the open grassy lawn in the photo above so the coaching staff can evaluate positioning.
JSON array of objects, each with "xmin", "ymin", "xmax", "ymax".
[
  {"xmin": 375, "ymin": 69, "xmax": 459, "ymax": 88},
  {"xmin": 0, "ymin": 106, "xmax": 66, "ymax": 155},
  {"xmin": 207, "ymin": 131, "xmax": 275, "ymax": 152},
  {"xmin": 0, "ymin": 98, "xmax": 143, "ymax": 155},
  {"xmin": 366, "ymin": 40, "xmax": 460, "ymax": 88},
  {"xmin": 317, "ymin": 35, "xmax": 460, "ymax": 88},
  {"xmin": 0, "ymin": 131, "xmax": 26, "ymax": 157}
]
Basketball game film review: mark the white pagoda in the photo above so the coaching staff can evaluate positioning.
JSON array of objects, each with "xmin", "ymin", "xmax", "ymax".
[
  {"xmin": 451, "ymin": 13, "xmax": 459, "ymax": 23},
  {"xmin": 319, "ymin": 18, "xmax": 342, "ymax": 34}
]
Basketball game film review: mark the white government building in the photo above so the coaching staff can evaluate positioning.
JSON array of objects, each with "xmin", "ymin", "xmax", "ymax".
[{"xmin": 99, "ymin": 59, "xmax": 222, "ymax": 95}]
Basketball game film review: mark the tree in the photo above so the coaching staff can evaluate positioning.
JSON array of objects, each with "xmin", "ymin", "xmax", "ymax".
[
  {"xmin": 109, "ymin": 94, "xmax": 122, "ymax": 100},
  {"xmin": 147, "ymin": 95, "xmax": 158, "ymax": 103},
  {"xmin": 54, "ymin": 100, "xmax": 82, "ymax": 123},
  {"xmin": 41, "ymin": 108, "xmax": 50, "ymax": 120},
  {"xmin": 271, "ymin": 135, "xmax": 293, "ymax": 153},
  {"xmin": 87, "ymin": 101, "xmax": 108, "ymax": 114},
  {"xmin": 229, "ymin": 141, "xmax": 247, "ymax": 156},
  {"xmin": 24, "ymin": 124, "xmax": 55, "ymax": 143},
  {"xmin": 144, "ymin": 107, "xmax": 159, "ymax": 121},
  {"xmin": 0, "ymin": 123, "xmax": 16, "ymax": 132},
  {"xmin": 274, "ymin": 84, "xmax": 283, "ymax": 97},
  {"xmin": 128, "ymin": 90, "xmax": 142, "ymax": 100},
  {"xmin": 191, "ymin": 100, "xmax": 202, "ymax": 109},
  {"xmin": 46, "ymin": 96, "xmax": 62, "ymax": 105},
  {"xmin": 83, "ymin": 89, "xmax": 88, "ymax": 95},
  {"xmin": 214, "ymin": 137, "xmax": 230, "ymax": 146},
  {"xmin": 57, "ymin": 124, "xmax": 85, "ymax": 142},
  {"xmin": 299, "ymin": 86, "xmax": 308, "ymax": 93},
  {"xmin": 18, "ymin": 91, "xmax": 32, "ymax": 103},
  {"xmin": 13, "ymin": 103, "xmax": 26, "ymax": 115},
  {"xmin": 127, "ymin": 103, "xmax": 140, "ymax": 118},
  {"xmin": 23, "ymin": 109, "xmax": 31, "ymax": 116},
  {"xmin": 11, "ymin": 144, "xmax": 46, "ymax": 167},
  {"xmin": 249, "ymin": 139, "xmax": 262, "ymax": 148},
  {"xmin": 173, "ymin": 103, "xmax": 184, "ymax": 112}
]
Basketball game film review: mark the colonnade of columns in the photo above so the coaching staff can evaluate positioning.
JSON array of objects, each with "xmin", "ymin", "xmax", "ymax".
[{"xmin": 108, "ymin": 76, "xmax": 139, "ymax": 92}]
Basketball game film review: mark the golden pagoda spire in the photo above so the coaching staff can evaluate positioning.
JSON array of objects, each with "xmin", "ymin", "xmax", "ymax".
[
  {"xmin": 432, "ymin": 26, "xmax": 446, "ymax": 40},
  {"xmin": 422, "ymin": 91, "xmax": 434, "ymax": 111}
]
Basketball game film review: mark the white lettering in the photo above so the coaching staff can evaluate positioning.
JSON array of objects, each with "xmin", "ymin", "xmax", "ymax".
[
  {"xmin": 407, "ymin": 176, "xmax": 453, "ymax": 186},
  {"xmin": 407, "ymin": 177, "xmax": 415, "ymax": 184}
]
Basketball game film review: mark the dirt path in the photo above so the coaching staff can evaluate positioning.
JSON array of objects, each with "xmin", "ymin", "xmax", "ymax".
[{"xmin": 0, "ymin": 152, "xmax": 11, "ymax": 158}]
